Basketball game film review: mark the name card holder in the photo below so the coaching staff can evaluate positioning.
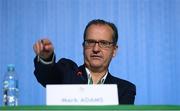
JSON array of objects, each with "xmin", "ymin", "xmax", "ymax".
[{"xmin": 46, "ymin": 84, "xmax": 118, "ymax": 105}]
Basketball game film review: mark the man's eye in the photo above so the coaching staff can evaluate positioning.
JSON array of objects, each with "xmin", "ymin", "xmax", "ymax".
[
  {"xmin": 86, "ymin": 40, "xmax": 95, "ymax": 44},
  {"xmin": 89, "ymin": 41, "xmax": 95, "ymax": 43},
  {"xmin": 100, "ymin": 41, "xmax": 109, "ymax": 45}
]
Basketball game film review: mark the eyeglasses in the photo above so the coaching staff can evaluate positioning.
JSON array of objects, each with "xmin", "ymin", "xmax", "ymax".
[{"xmin": 83, "ymin": 39, "xmax": 115, "ymax": 48}]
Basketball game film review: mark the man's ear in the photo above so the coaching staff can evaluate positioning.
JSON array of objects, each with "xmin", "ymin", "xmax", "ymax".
[{"xmin": 113, "ymin": 45, "xmax": 118, "ymax": 57}]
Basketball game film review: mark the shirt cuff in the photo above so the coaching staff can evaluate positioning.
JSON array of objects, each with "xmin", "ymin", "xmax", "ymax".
[{"xmin": 37, "ymin": 54, "xmax": 55, "ymax": 65}]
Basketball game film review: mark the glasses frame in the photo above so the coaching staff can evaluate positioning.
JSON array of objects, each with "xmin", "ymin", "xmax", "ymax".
[{"xmin": 83, "ymin": 39, "xmax": 115, "ymax": 48}]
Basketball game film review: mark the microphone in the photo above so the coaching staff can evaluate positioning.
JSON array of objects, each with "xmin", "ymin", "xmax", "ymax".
[
  {"xmin": 77, "ymin": 71, "xmax": 82, "ymax": 76},
  {"xmin": 75, "ymin": 69, "xmax": 86, "ymax": 82}
]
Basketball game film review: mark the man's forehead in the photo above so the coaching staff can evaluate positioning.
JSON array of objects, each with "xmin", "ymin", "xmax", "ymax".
[
  {"xmin": 86, "ymin": 24, "xmax": 113, "ymax": 38},
  {"xmin": 87, "ymin": 24, "xmax": 113, "ymax": 34}
]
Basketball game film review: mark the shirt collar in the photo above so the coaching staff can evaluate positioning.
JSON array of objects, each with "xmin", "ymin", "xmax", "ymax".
[{"xmin": 85, "ymin": 67, "xmax": 108, "ymax": 84}]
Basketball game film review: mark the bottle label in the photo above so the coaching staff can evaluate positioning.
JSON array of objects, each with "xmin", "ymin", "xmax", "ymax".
[{"xmin": 3, "ymin": 80, "xmax": 18, "ymax": 106}]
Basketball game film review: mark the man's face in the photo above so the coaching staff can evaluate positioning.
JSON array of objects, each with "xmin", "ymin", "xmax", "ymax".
[{"xmin": 83, "ymin": 24, "xmax": 118, "ymax": 72}]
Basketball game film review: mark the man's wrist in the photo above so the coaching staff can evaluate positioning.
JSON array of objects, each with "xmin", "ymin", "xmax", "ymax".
[{"xmin": 37, "ymin": 53, "xmax": 55, "ymax": 65}]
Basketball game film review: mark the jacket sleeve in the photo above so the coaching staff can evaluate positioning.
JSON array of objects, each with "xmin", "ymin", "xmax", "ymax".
[{"xmin": 33, "ymin": 56, "xmax": 78, "ymax": 87}]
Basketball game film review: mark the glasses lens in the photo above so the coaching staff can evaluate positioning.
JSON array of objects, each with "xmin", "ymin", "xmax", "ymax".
[
  {"xmin": 99, "ymin": 40, "xmax": 111, "ymax": 48},
  {"xmin": 85, "ymin": 40, "xmax": 95, "ymax": 47}
]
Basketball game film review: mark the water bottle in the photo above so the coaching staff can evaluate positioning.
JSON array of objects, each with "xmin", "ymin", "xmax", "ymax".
[{"xmin": 3, "ymin": 64, "xmax": 18, "ymax": 106}]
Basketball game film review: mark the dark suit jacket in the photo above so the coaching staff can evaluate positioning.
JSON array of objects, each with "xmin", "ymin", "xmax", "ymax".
[{"xmin": 34, "ymin": 57, "xmax": 136, "ymax": 104}]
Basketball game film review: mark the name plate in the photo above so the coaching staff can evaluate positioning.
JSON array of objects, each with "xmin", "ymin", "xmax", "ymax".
[{"xmin": 46, "ymin": 84, "xmax": 118, "ymax": 105}]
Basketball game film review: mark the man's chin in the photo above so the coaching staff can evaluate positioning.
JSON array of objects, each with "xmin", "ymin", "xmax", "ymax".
[{"xmin": 91, "ymin": 64, "xmax": 103, "ymax": 69}]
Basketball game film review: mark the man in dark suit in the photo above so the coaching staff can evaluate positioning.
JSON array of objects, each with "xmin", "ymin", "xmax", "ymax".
[{"xmin": 33, "ymin": 19, "xmax": 136, "ymax": 104}]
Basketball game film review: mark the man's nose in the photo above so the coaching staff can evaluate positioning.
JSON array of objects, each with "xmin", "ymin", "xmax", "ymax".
[{"xmin": 92, "ymin": 43, "xmax": 101, "ymax": 52}]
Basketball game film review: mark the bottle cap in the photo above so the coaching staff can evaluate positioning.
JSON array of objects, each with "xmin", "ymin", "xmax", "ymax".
[{"xmin": 7, "ymin": 64, "xmax": 15, "ymax": 72}]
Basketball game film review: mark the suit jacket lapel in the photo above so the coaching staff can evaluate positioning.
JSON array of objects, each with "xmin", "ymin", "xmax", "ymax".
[{"xmin": 104, "ymin": 73, "xmax": 115, "ymax": 84}]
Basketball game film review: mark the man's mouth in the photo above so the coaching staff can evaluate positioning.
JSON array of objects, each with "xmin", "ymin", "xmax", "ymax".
[{"xmin": 90, "ymin": 55, "xmax": 102, "ymax": 59}]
